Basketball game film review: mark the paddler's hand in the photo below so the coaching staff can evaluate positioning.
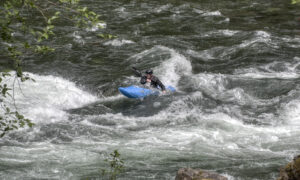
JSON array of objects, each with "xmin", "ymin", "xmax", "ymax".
[{"xmin": 162, "ymin": 90, "xmax": 166, "ymax": 93}]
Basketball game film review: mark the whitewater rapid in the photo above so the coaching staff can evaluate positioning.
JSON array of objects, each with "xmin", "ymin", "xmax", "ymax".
[{"xmin": 1, "ymin": 44, "xmax": 299, "ymax": 179}]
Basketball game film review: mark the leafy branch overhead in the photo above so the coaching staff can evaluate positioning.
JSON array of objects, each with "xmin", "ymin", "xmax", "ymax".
[
  {"xmin": 0, "ymin": 0, "xmax": 105, "ymax": 137},
  {"xmin": 0, "ymin": 72, "xmax": 34, "ymax": 137},
  {"xmin": 291, "ymin": 0, "xmax": 300, "ymax": 4},
  {"xmin": 1, "ymin": 0, "xmax": 104, "ymax": 58}
]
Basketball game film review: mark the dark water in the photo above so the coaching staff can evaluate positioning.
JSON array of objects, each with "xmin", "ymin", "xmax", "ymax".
[{"xmin": 1, "ymin": 0, "xmax": 300, "ymax": 179}]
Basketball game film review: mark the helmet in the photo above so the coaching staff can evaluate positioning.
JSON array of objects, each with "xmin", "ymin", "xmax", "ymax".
[{"xmin": 145, "ymin": 69, "xmax": 153, "ymax": 75}]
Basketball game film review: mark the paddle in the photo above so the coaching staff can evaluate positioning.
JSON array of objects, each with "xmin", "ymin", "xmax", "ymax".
[{"xmin": 132, "ymin": 66, "xmax": 143, "ymax": 77}]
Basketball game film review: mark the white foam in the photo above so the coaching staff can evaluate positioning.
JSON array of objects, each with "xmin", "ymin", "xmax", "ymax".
[
  {"xmin": 128, "ymin": 46, "xmax": 192, "ymax": 88},
  {"xmin": 203, "ymin": 30, "xmax": 239, "ymax": 37},
  {"xmin": 154, "ymin": 4, "xmax": 172, "ymax": 13},
  {"xmin": 189, "ymin": 73, "xmax": 228, "ymax": 92},
  {"xmin": 222, "ymin": 173, "xmax": 235, "ymax": 180},
  {"xmin": 186, "ymin": 49, "xmax": 216, "ymax": 61},
  {"xmin": 239, "ymin": 31, "xmax": 277, "ymax": 49},
  {"xmin": 3, "ymin": 72, "xmax": 97, "ymax": 123},
  {"xmin": 115, "ymin": 7, "xmax": 126, "ymax": 12},
  {"xmin": 237, "ymin": 72, "xmax": 299, "ymax": 79},
  {"xmin": 280, "ymin": 99, "xmax": 300, "ymax": 126},
  {"xmin": 72, "ymin": 31, "xmax": 85, "ymax": 45},
  {"xmin": 157, "ymin": 46, "xmax": 192, "ymax": 87},
  {"xmin": 88, "ymin": 103, "xmax": 283, "ymax": 153},
  {"xmin": 114, "ymin": 7, "xmax": 130, "ymax": 18},
  {"xmin": 234, "ymin": 58, "xmax": 300, "ymax": 79},
  {"xmin": 194, "ymin": 9, "xmax": 229, "ymax": 23},
  {"xmin": 104, "ymin": 39, "xmax": 134, "ymax": 46},
  {"xmin": 256, "ymin": 30, "xmax": 271, "ymax": 38},
  {"xmin": 193, "ymin": 8, "xmax": 204, "ymax": 14},
  {"xmin": 224, "ymin": 18, "xmax": 230, "ymax": 22},
  {"xmin": 86, "ymin": 22, "xmax": 107, "ymax": 32},
  {"xmin": 197, "ymin": 30, "xmax": 277, "ymax": 61},
  {"xmin": 77, "ymin": 80, "xmax": 300, "ymax": 163},
  {"xmin": 281, "ymin": 37, "xmax": 300, "ymax": 48},
  {"xmin": 97, "ymin": 94, "xmax": 124, "ymax": 103},
  {"xmin": 186, "ymin": 72, "xmax": 280, "ymax": 111},
  {"xmin": 193, "ymin": 9, "xmax": 223, "ymax": 17},
  {"xmin": 201, "ymin": 10, "xmax": 222, "ymax": 17}
]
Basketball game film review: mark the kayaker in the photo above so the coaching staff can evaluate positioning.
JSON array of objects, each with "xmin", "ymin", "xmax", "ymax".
[{"xmin": 132, "ymin": 67, "xmax": 166, "ymax": 93}]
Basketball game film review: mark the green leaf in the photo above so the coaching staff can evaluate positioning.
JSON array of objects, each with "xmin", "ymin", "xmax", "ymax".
[
  {"xmin": 24, "ymin": 42, "xmax": 31, "ymax": 49},
  {"xmin": 17, "ymin": 66, "xmax": 22, "ymax": 77},
  {"xmin": 2, "ymin": 84, "xmax": 10, "ymax": 97},
  {"xmin": 47, "ymin": 25, "xmax": 54, "ymax": 30},
  {"xmin": 97, "ymin": 34, "xmax": 105, "ymax": 38},
  {"xmin": 0, "ymin": 122, "xmax": 6, "ymax": 126},
  {"xmin": 291, "ymin": 0, "xmax": 300, "ymax": 4},
  {"xmin": 6, "ymin": 107, "xmax": 10, "ymax": 113},
  {"xmin": 16, "ymin": 112, "xmax": 24, "ymax": 119},
  {"xmin": 18, "ymin": 119, "xmax": 25, "ymax": 127},
  {"xmin": 0, "ymin": 133, "xmax": 5, "ymax": 138}
]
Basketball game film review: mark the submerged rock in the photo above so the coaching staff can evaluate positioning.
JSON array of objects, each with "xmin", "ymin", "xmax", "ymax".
[
  {"xmin": 175, "ymin": 168, "xmax": 228, "ymax": 180},
  {"xmin": 278, "ymin": 155, "xmax": 300, "ymax": 180}
]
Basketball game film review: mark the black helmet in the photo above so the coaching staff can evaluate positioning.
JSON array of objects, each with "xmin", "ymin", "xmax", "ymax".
[{"xmin": 145, "ymin": 69, "xmax": 153, "ymax": 75}]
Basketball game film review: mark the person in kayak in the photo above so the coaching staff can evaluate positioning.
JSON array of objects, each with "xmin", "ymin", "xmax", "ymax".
[{"xmin": 132, "ymin": 67, "xmax": 166, "ymax": 93}]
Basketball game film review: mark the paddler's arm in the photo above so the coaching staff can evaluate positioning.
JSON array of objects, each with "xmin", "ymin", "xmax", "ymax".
[
  {"xmin": 153, "ymin": 77, "xmax": 166, "ymax": 92},
  {"xmin": 140, "ymin": 76, "xmax": 147, "ymax": 84},
  {"xmin": 132, "ymin": 67, "xmax": 142, "ymax": 77},
  {"xmin": 158, "ymin": 81, "xmax": 166, "ymax": 92}
]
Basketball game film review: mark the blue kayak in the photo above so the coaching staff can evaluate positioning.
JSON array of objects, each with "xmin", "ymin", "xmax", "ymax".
[{"xmin": 118, "ymin": 85, "xmax": 176, "ymax": 98}]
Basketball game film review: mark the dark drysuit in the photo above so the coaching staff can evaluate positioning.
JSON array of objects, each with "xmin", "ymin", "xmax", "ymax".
[{"xmin": 132, "ymin": 67, "xmax": 166, "ymax": 91}]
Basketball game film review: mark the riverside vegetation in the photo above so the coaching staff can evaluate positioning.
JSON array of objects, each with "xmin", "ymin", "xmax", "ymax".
[
  {"xmin": 0, "ymin": 0, "xmax": 107, "ymax": 137},
  {"xmin": 0, "ymin": 0, "xmax": 123, "ymax": 179}
]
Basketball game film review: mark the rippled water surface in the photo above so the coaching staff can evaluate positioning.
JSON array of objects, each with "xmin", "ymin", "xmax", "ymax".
[{"xmin": 1, "ymin": 0, "xmax": 300, "ymax": 179}]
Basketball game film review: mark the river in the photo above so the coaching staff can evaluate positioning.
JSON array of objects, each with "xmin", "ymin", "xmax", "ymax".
[{"xmin": 1, "ymin": 0, "xmax": 300, "ymax": 179}]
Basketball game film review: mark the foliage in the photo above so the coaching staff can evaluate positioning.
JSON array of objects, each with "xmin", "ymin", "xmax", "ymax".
[
  {"xmin": 291, "ymin": 0, "xmax": 300, "ymax": 4},
  {"xmin": 0, "ymin": 0, "xmax": 105, "ymax": 137},
  {"xmin": 101, "ymin": 150, "xmax": 125, "ymax": 180},
  {"xmin": 0, "ymin": 72, "xmax": 35, "ymax": 137}
]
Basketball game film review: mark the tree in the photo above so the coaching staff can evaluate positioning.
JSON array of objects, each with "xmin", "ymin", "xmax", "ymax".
[{"xmin": 0, "ymin": 0, "xmax": 105, "ymax": 137}]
